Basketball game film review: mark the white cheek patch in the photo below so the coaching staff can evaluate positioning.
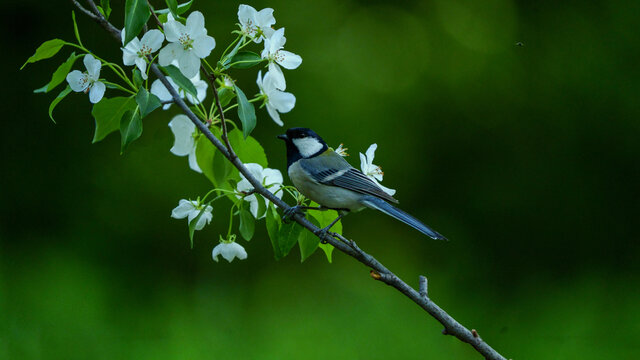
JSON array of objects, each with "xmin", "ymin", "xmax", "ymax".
[{"xmin": 292, "ymin": 137, "xmax": 324, "ymax": 158}]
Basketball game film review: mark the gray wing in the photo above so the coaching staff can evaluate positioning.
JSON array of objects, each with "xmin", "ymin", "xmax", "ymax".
[{"xmin": 299, "ymin": 151, "xmax": 399, "ymax": 204}]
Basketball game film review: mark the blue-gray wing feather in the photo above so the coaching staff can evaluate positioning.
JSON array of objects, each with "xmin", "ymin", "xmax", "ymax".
[{"xmin": 298, "ymin": 152, "xmax": 398, "ymax": 203}]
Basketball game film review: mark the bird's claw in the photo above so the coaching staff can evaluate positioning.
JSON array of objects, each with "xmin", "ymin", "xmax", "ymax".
[
  {"xmin": 315, "ymin": 226, "xmax": 331, "ymax": 243},
  {"xmin": 282, "ymin": 205, "xmax": 303, "ymax": 223}
]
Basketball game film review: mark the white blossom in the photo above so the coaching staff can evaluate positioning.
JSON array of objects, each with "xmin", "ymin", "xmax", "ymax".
[
  {"xmin": 66, "ymin": 54, "xmax": 105, "ymax": 103},
  {"xmin": 171, "ymin": 199, "xmax": 212, "ymax": 230},
  {"xmin": 159, "ymin": 11, "xmax": 216, "ymax": 78},
  {"xmin": 212, "ymin": 242, "xmax": 247, "ymax": 263},
  {"xmin": 236, "ymin": 163, "xmax": 283, "ymax": 218},
  {"xmin": 335, "ymin": 144, "xmax": 349, "ymax": 157},
  {"xmin": 256, "ymin": 71, "xmax": 295, "ymax": 126},
  {"xmin": 150, "ymin": 74, "xmax": 207, "ymax": 110},
  {"xmin": 121, "ymin": 29, "xmax": 164, "ymax": 80},
  {"xmin": 360, "ymin": 144, "xmax": 396, "ymax": 196},
  {"xmin": 168, "ymin": 114, "xmax": 201, "ymax": 173},
  {"xmin": 261, "ymin": 28, "xmax": 302, "ymax": 90},
  {"xmin": 237, "ymin": 4, "xmax": 276, "ymax": 43}
]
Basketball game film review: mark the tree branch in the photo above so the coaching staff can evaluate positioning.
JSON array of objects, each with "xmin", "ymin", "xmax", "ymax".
[{"xmin": 73, "ymin": 2, "xmax": 508, "ymax": 359}]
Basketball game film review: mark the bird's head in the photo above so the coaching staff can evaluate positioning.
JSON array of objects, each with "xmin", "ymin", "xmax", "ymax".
[{"xmin": 277, "ymin": 128, "xmax": 328, "ymax": 162}]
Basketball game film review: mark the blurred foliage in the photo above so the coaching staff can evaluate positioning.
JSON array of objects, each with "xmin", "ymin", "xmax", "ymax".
[{"xmin": 1, "ymin": 0, "xmax": 639, "ymax": 358}]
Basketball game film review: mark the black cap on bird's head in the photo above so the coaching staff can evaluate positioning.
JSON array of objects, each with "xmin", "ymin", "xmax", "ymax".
[{"xmin": 278, "ymin": 128, "xmax": 328, "ymax": 166}]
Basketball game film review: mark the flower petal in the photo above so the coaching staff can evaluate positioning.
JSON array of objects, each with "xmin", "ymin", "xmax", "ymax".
[
  {"xmin": 269, "ymin": 28, "xmax": 286, "ymax": 53},
  {"xmin": 88, "ymin": 81, "xmax": 106, "ymax": 103},
  {"xmin": 221, "ymin": 242, "xmax": 247, "ymax": 262},
  {"xmin": 267, "ymin": 62, "xmax": 286, "ymax": 90},
  {"xmin": 256, "ymin": 8, "xmax": 276, "ymax": 29},
  {"xmin": 211, "ymin": 243, "xmax": 223, "ymax": 262},
  {"xmin": 277, "ymin": 50, "xmax": 302, "ymax": 70},
  {"xmin": 83, "ymin": 54, "xmax": 101, "ymax": 79},
  {"xmin": 266, "ymin": 103, "xmax": 283, "ymax": 126},
  {"xmin": 359, "ymin": 152, "xmax": 368, "ymax": 171},
  {"xmin": 270, "ymin": 90, "xmax": 295, "ymax": 113},
  {"xmin": 192, "ymin": 35, "xmax": 216, "ymax": 59},
  {"xmin": 171, "ymin": 199, "xmax": 196, "ymax": 219},
  {"xmin": 375, "ymin": 181, "xmax": 396, "ymax": 196},
  {"xmin": 193, "ymin": 208, "xmax": 212, "ymax": 230},
  {"xmin": 66, "ymin": 70, "xmax": 89, "ymax": 92},
  {"xmin": 186, "ymin": 11, "xmax": 206, "ymax": 39},
  {"xmin": 238, "ymin": 4, "xmax": 257, "ymax": 26},
  {"xmin": 365, "ymin": 144, "xmax": 377, "ymax": 164},
  {"xmin": 141, "ymin": 29, "xmax": 165, "ymax": 52},
  {"xmin": 164, "ymin": 19, "xmax": 185, "ymax": 43},
  {"xmin": 158, "ymin": 42, "xmax": 183, "ymax": 67},
  {"xmin": 178, "ymin": 52, "xmax": 201, "ymax": 78},
  {"xmin": 131, "ymin": 59, "xmax": 146, "ymax": 79},
  {"xmin": 246, "ymin": 194, "xmax": 259, "ymax": 218},
  {"xmin": 188, "ymin": 145, "xmax": 203, "ymax": 173},
  {"xmin": 168, "ymin": 114, "xmax": 196, "ymax": 156},
  {"xmin": 151, "ymin": 78, "xmax": 177, "ymax": 103}
]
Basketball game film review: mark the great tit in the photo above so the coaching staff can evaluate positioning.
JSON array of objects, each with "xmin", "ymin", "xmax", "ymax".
[{"xmin": 277, "ymin": 127, "xmax": 446, "ymax": 240}]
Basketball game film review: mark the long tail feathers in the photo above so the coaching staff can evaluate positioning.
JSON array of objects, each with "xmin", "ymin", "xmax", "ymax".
[{"xmin": 361, "ymin": 196, "xmax": 447, "ymax": 240}]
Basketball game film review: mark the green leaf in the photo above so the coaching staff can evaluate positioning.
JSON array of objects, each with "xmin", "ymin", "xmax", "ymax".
[
  {"xmin": 21, "ymin": 39, "xmax": 65, "ymax": 69},
  {"xmin": 239, "ymin": 208, "xmax": 255, "ymax": 241},
  {"xmin": 176, "ymin": 0, "xmax": 194, "ymax": 15},
  {"xmin": 48, "ymin": 85, "xmax": 72, "ymax": 123},
  {"xmin": 265, "ymin": 204, "xmax": 303, "ymax": 260},
  {"xmin": 165, "ymin": 0, "xmax": 178, "ymax": 16},
  {"xmin": 33, "ymin": 84, "xmax": 48, "ymax": 94},
  {"xmin": 91, "ymin": 96, "xmax": 137, "ymax": 143},
  {"xmin": 195, "ymin": 135, "xmax": 218, "ymax": 185},
  {"xmin": 135, "ymin": 88, "xmax": 161, "ymax": 118},
  {"xmin": 221, "ymin": 39, "xmax": 244, "ymax": 68},
  {"xmin": 212, "ymin": 146, "xmax": 232, "ymax": 186},
  {"xmin": 161, "ymin": 65, "xmax": 197, "ymax": 99},
  {"xmin": 217, "ymin": 87, "xmax": 236, "ymax": 107},
  {"xmin": 278, "ymin": 222, "xmax": 303, "ymax": 260},
  {"xmin": 99, "ymin": 0, "xmax": 112, "ymax": 19},
  {"xmin": 120, "ymin": 108, "xmax": 143, "ymax": 154},
  {"xmin": 298, "ymin": 228, "xmax": 320, "ymax": 263},
  {"xmin": 306, "ymin": 203, "xmax": 340, "ymax": 263},
  {"xmin": 37, "ymin": 52, "xmax": 79, "ymax": 93},
  {"xmin": 230, "ymin": 52, "xmax": 263, "ymax": 69},
  {"xmin": 265, "ymin": 205, "xmax": 282, "ymax": 259},
  {"xmin": 188, "ymin": 206, "xmax": 207, "ymax": 249},
  {"xmin": 133, "ymin": 69, "xmax": 144, "ymax": 88},
  {"xmin": 228, "ymin": 129, "xmax": 268, "ymax": 167},
  {"xmin": 71, "ymin": 11, "xmax": 82, "ymax": 46},
  {"xmin": 124, "ymin": 0, "xmax": 151, "ymax": 45},
  {"xmin": 233, "ymin": 85, "xmax": 257, "ymax": 139}
]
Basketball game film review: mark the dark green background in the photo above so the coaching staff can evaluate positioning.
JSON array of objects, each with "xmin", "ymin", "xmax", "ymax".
[{"xmin": 2, "ymin": 0, "xmax": 638, "ymax": 359}]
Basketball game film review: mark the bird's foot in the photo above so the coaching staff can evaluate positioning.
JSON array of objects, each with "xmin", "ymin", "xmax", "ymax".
[
  {"xmin": 315, "ymin": 226, "xmax": 332, "ymax": 243},
  {"xmin": 282, "ymin": 205, "xmax": 304, "ymax": 223}
]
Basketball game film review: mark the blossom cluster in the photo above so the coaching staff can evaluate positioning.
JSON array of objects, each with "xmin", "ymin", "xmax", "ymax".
[{"xmin": 58, "ymin": 2, "xmax": 395, "ymax": 265}]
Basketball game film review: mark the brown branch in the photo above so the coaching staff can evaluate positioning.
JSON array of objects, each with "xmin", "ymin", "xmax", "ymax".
[{"xmin": 73, "ymin": 2, "xmax": 508, "ymax": 359}]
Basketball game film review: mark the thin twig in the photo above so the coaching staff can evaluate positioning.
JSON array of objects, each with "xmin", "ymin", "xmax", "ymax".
[{"xmin": 73, "ymin": 2, "xmax": 508, "ymax": 359}]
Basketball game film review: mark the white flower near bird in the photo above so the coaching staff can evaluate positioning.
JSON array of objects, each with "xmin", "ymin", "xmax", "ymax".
[
  {"xmin": 261, "ymin": 28, "xmax": 302, "ymax": 90},
  {"xmin": 171, "ymin": 199, "xmax": 212, "ymax": 230},
  {"xmin": 256, "ymin": 70, "xmax": 295, "ymax": 126},
  {"xmin": 121, "ymin": 29, "xmax": 164, "ymax": 79},
  {"xmin": 150, "ymin": 74, "xmax": 207, "ymax": 110},
  {"xmin": 212, "ymin": 242, "xmax": 248, "ymax": 263},
  {"xmin": 159, "ymin": 11, "xmax": 216, "ymax": 78},
  {"xmin": 168, "ymin": 114, "xmax": 201, "ymax": 173},
  {"xmin": 335, "ymin": 144, "xmax": 349, "ymax": 157},
  {"xmin": 236, "ymin": 163, "xmax": 284, "ymax": 218},
  {"xmin": 66, "ymin": 54, "xmax": 105, "ymax": 103},
  {"xmin": 360, "ymin": 144, "xmax": 396, "ymax": 196},
  {"xmin": 237, "ymin": 4, "xmax": 276, "ymax": 43}
]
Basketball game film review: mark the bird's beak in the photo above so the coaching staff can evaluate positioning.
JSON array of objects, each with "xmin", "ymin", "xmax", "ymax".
[{"xmin": 277, "ymin": 134, "xmax": 288, "ymax": 141}]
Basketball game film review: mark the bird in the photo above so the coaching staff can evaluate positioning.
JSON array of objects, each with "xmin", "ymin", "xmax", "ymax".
[{"xmin": 277, "ymin": 127, "xmax": 447, "ymax": 240}]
